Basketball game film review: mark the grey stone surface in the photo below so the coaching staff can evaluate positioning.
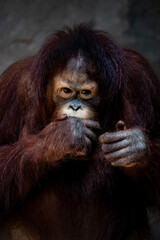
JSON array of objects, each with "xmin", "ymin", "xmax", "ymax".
[
  {"xmin": 0, "ymin": 0, "xmax": 159, "ymax": 77},
  {"xmin": 0, "ymin": 0, "xmax": 160, "ymax": 239}
]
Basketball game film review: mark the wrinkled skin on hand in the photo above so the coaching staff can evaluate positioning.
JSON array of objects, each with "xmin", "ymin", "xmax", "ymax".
[
  {"xmin": 65, "ymin": 117, "xmax": 100, "ymax": 157},
  {"xmin": 39, "ymin": 115, "xmax": 100, "ymax": 162},
  {"xmin": 99, "ymin": 122, "xmax": 147, "ymax": 168}
]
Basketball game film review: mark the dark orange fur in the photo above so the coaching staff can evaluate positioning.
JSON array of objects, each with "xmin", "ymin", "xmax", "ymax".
[{"xmin": 0, "ymin": 25, "xmax": 160, "ymax": 240}]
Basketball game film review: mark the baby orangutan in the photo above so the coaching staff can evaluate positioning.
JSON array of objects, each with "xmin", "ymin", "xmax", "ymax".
[{"xmin": 0, "ymin": 25, "xmax": 159, "ymax": 240}]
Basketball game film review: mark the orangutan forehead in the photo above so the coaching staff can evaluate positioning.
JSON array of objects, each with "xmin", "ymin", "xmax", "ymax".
[
  {"xmin": 53, "ymin": 71, "xmax": 98, "ymax": 91},
  {"xmin": 66, "ymin": 54, "xmax": 87, "ymax": 73},
  {"xmin": 57, "ymin": 70, "xmax": 88, "ymax": 84},
  {"xmin": 65, "ymin": 53, "xmax": 96, "ymax": 75},
  {"xmin": 52, "ymin": 54, "xmax": 98, "ymax": 89}
]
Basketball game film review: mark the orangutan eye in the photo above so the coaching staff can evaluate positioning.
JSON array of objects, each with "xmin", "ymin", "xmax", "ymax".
[
  {"xmin": 80, "ymin": 89, "xmax": 92, "ymax": 99},
  {"xmin": 62, "ymin": 88, "xmax": 72, "ymax": 94},
  {"xmin": 81, "ymin": 90, "xmax": 91, "ymax": 95},
  {"xmin": 58, "ymin": 87, "xmax": 73, "ymax": 99}
]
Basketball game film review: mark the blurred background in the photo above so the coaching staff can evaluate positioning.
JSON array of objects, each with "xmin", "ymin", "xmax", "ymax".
[
  {"xmin": 0, "ymin": 0, "xmax": 160, "ymax": 239},
  {"xmin": 0, "ymin": 0, "xmax": 160, "ymax": 77}
]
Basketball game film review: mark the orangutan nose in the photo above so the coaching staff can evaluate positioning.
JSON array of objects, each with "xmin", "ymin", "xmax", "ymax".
[{"xmin": 69, "ymin": 100, "xmax": 82, "ymax": 111}]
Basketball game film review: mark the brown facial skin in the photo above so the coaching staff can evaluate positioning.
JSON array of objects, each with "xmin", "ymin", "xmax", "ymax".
[
  {"xmin": 46, "ymin": 55, "xmax": 101, "ymax": 158},
  {"xmin": 99, "ymin": 121, "xmax": 147, "ymax": 168},
  {"xmin": 49, "ymin": 55, "xmax": 100, "ymax": 121}
]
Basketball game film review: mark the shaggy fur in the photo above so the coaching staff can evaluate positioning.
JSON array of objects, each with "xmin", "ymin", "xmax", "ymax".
[{"xmin": 0, "ymin": 24, "xmax": 160, "ymax": 240}]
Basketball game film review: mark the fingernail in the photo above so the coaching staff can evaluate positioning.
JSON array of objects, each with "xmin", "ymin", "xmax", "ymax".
[{"xmin": 56, "ymin": 114, "xmax": 68, "ymax": 121}]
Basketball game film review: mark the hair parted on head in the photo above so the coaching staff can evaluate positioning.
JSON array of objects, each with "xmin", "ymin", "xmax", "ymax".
[{"xmin": 31, "ymin": 24, "xmax": 127, "ymax": 131}]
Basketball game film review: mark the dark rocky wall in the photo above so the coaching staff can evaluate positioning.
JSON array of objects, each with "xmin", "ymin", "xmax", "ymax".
[{"xmin": 0, "ymin": 0, "xmax": 160, "ymax": 77}]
